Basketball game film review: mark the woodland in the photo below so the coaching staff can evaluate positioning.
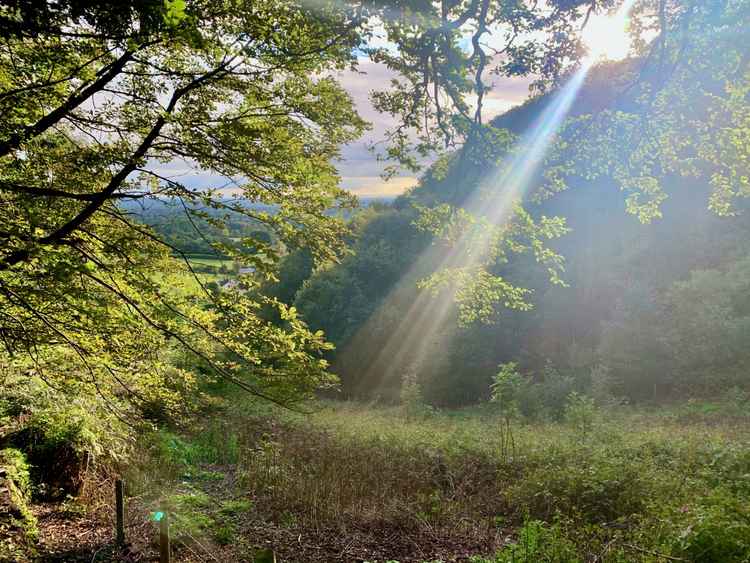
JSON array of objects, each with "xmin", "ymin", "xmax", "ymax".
[{"xmin": 1, "ymin": 0, "xmax": 749, "ymax": 561}]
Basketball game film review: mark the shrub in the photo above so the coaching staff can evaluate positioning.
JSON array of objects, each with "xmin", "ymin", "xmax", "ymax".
[
  {"xmin": 504, "ymin": 452, "xmax": 652, "ymax": 523},
  {"xmin": 491, "ymin": 361, "xmax": 582, "ymax": 422},
  {"xmin": 12, "ymin": 405, "xmax": 127, "ymax": 498},
  {"xmin": 539, "ymin": 362, "xmax": 576, "ymax": 421},
  {"xmin": 564, "ymin": 393, "xmax": 597, "ymax": 440},
  {"xmin": 490, "ymin": 362, "xmax": 524, "ymax": 420},
  {"xmin": 400, "ymin": 367, "xmax": 430, "ymax": 419},
  {"xmin": 589, "ymin": 363, "xmax": 620, "ymax": 406},
  {"xmin": 166, "ymin": 488, "xmax": 248, "ymax": 547},
  {"xmin": 672, "ymin": 490, "xmax": 750, "ymax": 562},
  {"xmin": 153, "ymin": 423, "xmax": 239, "ymax": 474},
  {"xmin": 0, "ymin": 370, "xmax": 134, "ymax": 498}
]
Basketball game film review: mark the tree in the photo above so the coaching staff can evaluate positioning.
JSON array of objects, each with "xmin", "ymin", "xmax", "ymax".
[
  {"xmin": 0, "ymin": 0, "xmax": 365, "ymax": 410},
  {"xmin": 367, "ymin": 0, "xmax": 618, "ymax": 170},
  {"xmin": 543, "ymin": 0, "xmax": 750, "ymax": 221},
  {"xmin": 403, "ymin": 0, "xmax": 750, "ymax": 324},
  {"xmin": 0, "ymin": 0, "xmax": 659, "ymax": 411},
  {"xmin": 663, "ymin": 257, "xmax": 750, "ymax": 395}
]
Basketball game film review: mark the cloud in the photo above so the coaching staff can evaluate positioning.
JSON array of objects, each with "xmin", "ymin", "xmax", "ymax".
[
  {"xmin": 341, "ymin": 175, "xmax": 418, "ymax": 197},
  {"xmin": 144, "ymin": 57, "xmax": 534, "ymax": 201},
  {"xmin": 334, "ymin": 59, "xmax": 532, "ymax": 198}
]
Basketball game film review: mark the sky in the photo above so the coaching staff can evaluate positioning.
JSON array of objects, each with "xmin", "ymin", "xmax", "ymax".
[
  {"xmin": 333, "ymin": 8, "xmax": 633, "ymax": 199},
  {"xmin": 146, "ymin": 6, "xmax": 633, "ymax": 201},
  {"xmin": 333, "ymin": 59, "xmax": 533, "ymax": 198}
]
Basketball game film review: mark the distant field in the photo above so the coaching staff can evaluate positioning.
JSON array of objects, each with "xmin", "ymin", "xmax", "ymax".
[
  {"xmin": 184, "ymin": 256, "xmax": 234, "ymax": 269},
  {"xmin": 152, "ymin": 256, "xmax": 233, "ymax": 295}
]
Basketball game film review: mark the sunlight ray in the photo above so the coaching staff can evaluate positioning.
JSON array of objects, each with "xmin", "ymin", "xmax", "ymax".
[{"xmin": 352, "ymin": 0, "xmax": 641, "ymax": 393}]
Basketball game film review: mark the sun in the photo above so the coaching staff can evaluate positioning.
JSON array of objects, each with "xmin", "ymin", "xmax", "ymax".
[{"xmin": 581, "ymin": 4, "xmax": 634, "ymax": 62}]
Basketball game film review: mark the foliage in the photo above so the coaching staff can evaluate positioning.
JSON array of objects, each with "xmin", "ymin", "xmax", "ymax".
[
  {"xmin": 0, "ymin": 363, "xmax": 136, "ymax": 497},
  {"xmin": 179, "ymin": 401, "xmax": 750, "ymax": 562},
  {"xmin": 564, "ymin": 392, "xmax": 597, "ymax": 440},
  {"xmin": 165, "ymin": 487, "xmax": 252, "ymax": 547},
  {"xmin": 0, "ymin": 0, "xmax": 369, "ymax": 420},
  {"xmin": 0, "ymin": 448, "xmax": 37, "ymax": 561},
  {"xmin": 285, "ymin": 58, "xmax": 750, "ymax": 406},
  {"xmin": 589, "ymin": 364, "xmax": 618, "ymax": 406},
  {"xmin": 368, "ymin": 0, "xmax": 609, "ymax": 168},
  {"xmin": 0, "ymin": 0, "xmax": 621, "ymax": 421},
  {"xmin": 490, "ymin": 362, "xmax": 524, "ymax": 420},
  {"xmin": 672, "ymin": 490, "xmax": 750, "ymax": 562},
  {"xmin": 415, "ymin": 202, "xmax": 569, "ymax": 324},
  {"xmin": 600, "ymin": 255, "xmax": 750, "ymax": 401},
  {"xmin": 152, "ymin": 425, "xmax": 239, "ymax": 475},
  {"xmin": 475, "ymin": 519, "xmax": 580, "ymax": 563},
  {"xmin": 134, "ymin": 202, "xmax": 275, "ymax": 259},
  {"xmin": 489, "ymin": 361, "xmax": 584, "ymax": 423},
  {"xmin": 538, "ymin": 362, "xmax": 577, "ymax": 421},
  {"xmin": 544, "ymin": 0, "xmax": 750, "ymax": 221}
]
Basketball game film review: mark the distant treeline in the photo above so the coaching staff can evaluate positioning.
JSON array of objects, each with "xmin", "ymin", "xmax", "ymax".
[
  {"xmin": 123, "ymin": 202, "xmax": 271, "ymax": 258},
  {"xmin": 126, "ymin": 197, "xmax": 392, "ymax": 258}
]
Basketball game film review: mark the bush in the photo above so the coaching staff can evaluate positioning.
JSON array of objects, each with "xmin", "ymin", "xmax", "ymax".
[
  {"xmin": 400, "ymin": 367, "xmax": 431, "ymax": 419},
  {"xmin": 672, "ymin": 490, "xmax": 750, "ymax": 562},
  {"xmin": 17, "ymin": 406, "xmax": 116, "ymax": 498},
  {"xmin": 490, "ymin": 362, "xmax": 547, "ymax": 420},
  {"xmin": 589, "ymin": 364, "xmax": 621, "ymax": 406},
  {"xmin": 505, "ymin": 451, "xmax": 652, "ymax": 523},
  {"xmin": 152, "ymin": 424, "xmax": 239, "ymax": 474},
  {"xmin": 539, "ymin": 362, "xmax": 576, "ymax": 421},
  {"xmin": 0, "ymin": 369, "xmax": 135, "ymax": 499},
  {"xmin": 490, "ymin": 361, "xmax": 581, "ymax": 422},
  {"xmin": 490, "ymin": 362, "xmax": 524, "ymax": 419}
]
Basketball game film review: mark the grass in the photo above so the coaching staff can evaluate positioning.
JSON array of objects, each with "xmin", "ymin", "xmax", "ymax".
[
  {"xmin": 125, "ymin": 400, "xmax": 750, "ymax": 561},
  {"xmin": 258, "ymin": 401, "xmax": 750, "ymax": 561}
]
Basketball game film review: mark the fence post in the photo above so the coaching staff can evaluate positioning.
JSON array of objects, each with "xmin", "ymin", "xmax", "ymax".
[
  {"xmin": 159, "ymin": 507, "xmax": 171, "ymax": 563},
  {"xmin": 115, "ymin": 479, "xmax": 125, "ymax": 546}
]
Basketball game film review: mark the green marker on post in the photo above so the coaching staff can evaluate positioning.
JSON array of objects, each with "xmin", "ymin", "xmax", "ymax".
[{"xmin": 154, "ymin": 509, "xmax": 170, "ymax": 563}]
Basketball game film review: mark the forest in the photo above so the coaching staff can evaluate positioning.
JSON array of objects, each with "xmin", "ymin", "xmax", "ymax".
[{"xmin": 1, "ymin": 0, "xmax": 749, "ymax": 562}]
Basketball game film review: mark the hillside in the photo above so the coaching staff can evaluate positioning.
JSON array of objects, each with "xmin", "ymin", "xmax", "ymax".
[{"xmin": 284, "ymin": 60, "xmax": 750, "ymax": 405}]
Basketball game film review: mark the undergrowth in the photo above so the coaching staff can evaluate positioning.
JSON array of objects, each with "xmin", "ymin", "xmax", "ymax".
[
  {"xmin": 121, "ymin": 399, "xmax": 750, "ymax": 561},
  {"xmin": 0, "ymin": 448, "xmax": 37, "ymax": 562},
  {"xmin": 247, "ymin": 401, "xmax": 750, "ymax": 561}
]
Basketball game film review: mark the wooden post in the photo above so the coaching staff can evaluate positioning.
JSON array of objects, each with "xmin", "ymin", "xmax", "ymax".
[
  {"xmin": 115, "ymin": 479, "xmax": 125, "ymax": 546},
  {"xmin": 159, "ymin": 508, "xmax": 171, "ymax": 563}
]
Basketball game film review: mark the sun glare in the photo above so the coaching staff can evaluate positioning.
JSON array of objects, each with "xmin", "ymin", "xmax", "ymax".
[{"xmin": 582, "ymin": 1, "xmax": 635, "ymax": 62}]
